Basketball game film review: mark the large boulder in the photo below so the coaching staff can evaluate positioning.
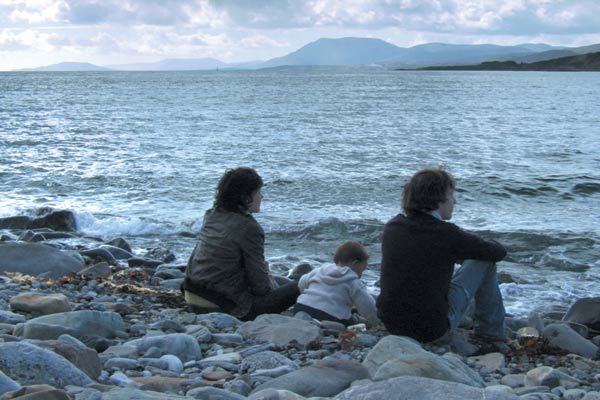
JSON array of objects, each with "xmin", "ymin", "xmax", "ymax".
[
  {"xmin": 0, "ymin": 209, "xmax": 76, "ymax": 232},
  {"xmin": 251, "ymin": 358, "xmax": 369, "ymax": 398},
  {"xmin": 0, "ymin": 242, "xmax": 84, "ymax": 278},
  {"xmin": 236, "ymin": 314, "xmax": 320, "ymax": 348},
  {"xmin": 14, "ymin": 310, "xmax": 126, "ymax": 341},
  {"xmin": 362, "ymin": 335, "xmax": 484, "ymax": 387},
  {"xmin": 334, "ymin": 376, "xmax": 519, "ymax": 400},
  {"xmin": 0, "ymin": 342, "xmax": 93, "ymax": 388},
  {"xmin": 563, "ymin": 297, "xmax": 600, "ymax": 331},
  {"xmin": 542, "ymin": 323, "xmax": 598, "ymax": 359}
]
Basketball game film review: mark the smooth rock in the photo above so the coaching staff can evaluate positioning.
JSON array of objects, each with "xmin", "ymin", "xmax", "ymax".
[
  {"xmin": 16, "ymin": 310, "xmax": 125, "ymax": 340},
  {"xmin": 525, "ymin": 366, "xmax": 580, "ymax": 389},
  {"xmin": 362, "ymin": 334, "xmax": 483, "ymax": 387},
  {"xmin": 0, "ymin": 310, "xmax": 26, "ymax": 324},
  {"xmin": 249, "ymin": 388, "xmax": 310, "ymax": 400},
  {"xmin": 0, "ymin": 242, "xmax": 85, "ymax": 278},
  {"xmin": 563, "ymin": 298, "xmax": 600, "ymax": 331},
  {"xmin": 237, "ymin": 314, "xmax": 321, "ymax": 348},
  {"xmin": 334, "ymin": 375, "xmax": 520, "ymax": 400},
  {"xmin": 186, "ymin": 386, "xmax": 246, "ymax": 400},
  {"xmin": 0, "ymin": 370, "xmax": 20, "ymax": 396},
  {"xmin": 101, "ymin": 386, "xmax": 189, "ymax": 399},
  {"xmin": 468, "ymin": 352, "xmax": 506, "ymax": 372},
  {"xmin": 159, "ymin": 354, "xmax": 184, "ymax": 373},
  {"xmin": 126, "ymin": 333, "xmax": 201, "ymax": 362},
  {"xmin": 251, "ymin": 358, "xmax": 369, "ymax": 398},
  {"xmin": 32, "ymin": 339, "xmax": 103, "ymax": 379},
  {"xmin": 0, "ymin": 341, "xmax": 93, "ymax": 388},
  {"xmin": 78, "ymin": 262, "xmax": 112, "ymax": 279},
  {"xmin": 372, "ymin": 348, "xmax": 485, "ymax": 387},
  {"xmin": 9, "ymin": 292, "xmax": 72, "ymax": 315},
  {"xmin": 196, "ymin": 312, "xmax": 243, "ymax": 330},
  {"xmin": 362, "ymin": 335, "xmax": 424, "ymax": 376},
  {"xmin": 542, "ymin": 323, "xmax": 598, "ymax": 359}
]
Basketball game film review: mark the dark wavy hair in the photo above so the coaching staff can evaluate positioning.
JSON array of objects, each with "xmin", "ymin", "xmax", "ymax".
[
  {"xmin": 402, "ymin": 168, "xmax": 456, "ymax": 217},
  {"xmin": 214, "ymin": 167, "xmax": 263, "ymax": 213}
]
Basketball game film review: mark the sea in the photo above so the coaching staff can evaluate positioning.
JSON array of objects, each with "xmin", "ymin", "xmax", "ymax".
[{"xmin": 1, "ymin": 68, "xmax": 599, "ymax": 318}]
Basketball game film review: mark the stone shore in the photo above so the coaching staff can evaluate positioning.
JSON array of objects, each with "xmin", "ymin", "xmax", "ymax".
[{"xmin": 1, "ymin": 209, "xmax": 600, "ymax": 400}]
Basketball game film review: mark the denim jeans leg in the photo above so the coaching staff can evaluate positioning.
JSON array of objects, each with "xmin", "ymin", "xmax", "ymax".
[{"xmin": 447, "ymin": 259, "xmax": 506, "ymax": 339}]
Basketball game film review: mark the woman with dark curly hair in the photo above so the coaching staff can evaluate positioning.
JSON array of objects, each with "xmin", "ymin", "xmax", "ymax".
[{"xmin": 182, "ymin": 167, "xmax": 300, "ymax": 320}]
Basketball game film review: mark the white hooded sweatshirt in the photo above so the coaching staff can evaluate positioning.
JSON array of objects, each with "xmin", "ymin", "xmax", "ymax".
[{"xmin": 296, "ymin": 264, "xmax": 379, "ymax": 326}]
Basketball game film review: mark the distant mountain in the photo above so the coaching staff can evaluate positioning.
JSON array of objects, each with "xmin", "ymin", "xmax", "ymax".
[
  {"xmin": 20, "ymin": 62, "xmax": 110, "ymax": 71},
  {"xmin": 380, "ymin": 43, "xmax": 563, "ymax": 69},
  {"xmin": 420, "ymin": 51, "xmax": 600, "ymax": 71},
  {"xmin": 108, "ymin": 57, "xmax": 227, "ymax": 71},
  {"xmin": 13, "ymin": 39, "xmax": 600, "ymax": 72},
  {"xmin": 259, "ymin": 37, "xmax": 403, "ymax": 68}
]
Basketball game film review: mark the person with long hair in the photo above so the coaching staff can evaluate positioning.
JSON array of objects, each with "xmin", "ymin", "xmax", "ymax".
[{"xmin": 182, "ymin": 167, "xmax": 299, "ymax": 320}]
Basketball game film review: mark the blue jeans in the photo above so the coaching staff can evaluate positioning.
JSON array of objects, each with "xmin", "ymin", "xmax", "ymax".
[{"xmin": 446, "ymin": 260, "xmax": 506, "ymax": 339}]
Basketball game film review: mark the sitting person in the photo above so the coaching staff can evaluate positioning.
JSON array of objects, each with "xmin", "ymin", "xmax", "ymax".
[
  {"xmin": 294, "ymin": 240, "xmax": 380, "ymax": 326},
  {"xmin": 182, "ymin": 167, "xmax": 299, "ymax": 320},
  {"xmin": 377, "ymin": 167, "xmax": 507, "ymax": 344}
]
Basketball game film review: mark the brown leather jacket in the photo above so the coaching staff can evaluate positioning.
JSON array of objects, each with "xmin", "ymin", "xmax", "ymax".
[{"xmin": 184, "ymin": 207, "xmax": 274, "ymax": 318}]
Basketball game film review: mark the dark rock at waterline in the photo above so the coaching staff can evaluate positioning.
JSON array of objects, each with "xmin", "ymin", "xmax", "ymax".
[
  {"xmin": 563, "ymin": 297, "xmax": 600, "ymax": 332},
  {"xmin": 0, "ymin": 209, "xmax": 77, "ymax": 232},
  {"xmin": 105, "ymin": 237, "xmax": 133, "ymax": 254},
  {"xmin": 0, "ymin": 242, "xmax": 85, "ymax": 278}
]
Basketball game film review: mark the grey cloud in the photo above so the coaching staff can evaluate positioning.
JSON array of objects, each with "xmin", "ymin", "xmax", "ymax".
[{"xmin": 64, "ymin": 0, "xmax": 197, "ymax": 25}]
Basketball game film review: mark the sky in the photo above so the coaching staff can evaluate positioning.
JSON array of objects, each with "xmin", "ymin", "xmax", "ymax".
[{"xmin": 1, "ymin": 0, "xmax": 600, "ymax": 71}]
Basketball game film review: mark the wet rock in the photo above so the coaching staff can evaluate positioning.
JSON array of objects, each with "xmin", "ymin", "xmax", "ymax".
[
  {"xmin": 563, "ymin": 298, "xmax": 600, "ymax": 332},
  {"xmin": 0, "ymin": 242, "xmax": 85, "ymax": 278}
]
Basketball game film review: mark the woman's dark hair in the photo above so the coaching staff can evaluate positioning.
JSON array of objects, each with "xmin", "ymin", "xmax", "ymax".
[
  {"xmin": 214, "ymin": 167, "xmax": 263, "ymax": 212},
  {"xmin": 402, "ymin": 168, "xmax": 456, "ymax": 217}
]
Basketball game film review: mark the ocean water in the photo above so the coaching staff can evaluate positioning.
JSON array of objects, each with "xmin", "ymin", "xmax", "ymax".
[{"xmin": 1, "ymin": 68, "xmax": 599, "ymax": 318}]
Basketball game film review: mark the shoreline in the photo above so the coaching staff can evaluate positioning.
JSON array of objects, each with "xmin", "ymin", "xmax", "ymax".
[{"xmin": 2, "ymin": 210, "xmax": 600, "ymax": 399}]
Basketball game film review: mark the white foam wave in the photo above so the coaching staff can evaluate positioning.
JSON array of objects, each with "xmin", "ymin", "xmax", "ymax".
[{"xmin": 75, "ymin": 211, "xmax": 178, "ymax": 237}]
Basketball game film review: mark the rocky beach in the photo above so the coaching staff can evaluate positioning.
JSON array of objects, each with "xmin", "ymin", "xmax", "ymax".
[{"xmin": 1, "ymin": 209, "xmax": 600, "ymax": 400}]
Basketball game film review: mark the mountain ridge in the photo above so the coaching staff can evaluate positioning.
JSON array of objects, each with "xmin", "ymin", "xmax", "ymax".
[{"xmin": 14, "ymin": 38, "xmax": 600, "ymax": 71}]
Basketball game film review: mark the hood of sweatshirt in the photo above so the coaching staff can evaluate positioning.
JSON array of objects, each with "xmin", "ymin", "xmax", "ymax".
[{"xmin": 303, "ymin": 264, "xmax": 358, "ymax": 286}]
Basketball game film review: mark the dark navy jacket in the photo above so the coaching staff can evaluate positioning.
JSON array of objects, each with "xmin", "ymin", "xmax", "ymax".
[{"xmin": 377, "ymin": 212, "xmax": 506, "ymax": 342}]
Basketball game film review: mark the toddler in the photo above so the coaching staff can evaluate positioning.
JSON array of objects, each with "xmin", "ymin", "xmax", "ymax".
[{"xmin": 294, "ymin": 241, "xmax": 379, "ymax": 326}]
